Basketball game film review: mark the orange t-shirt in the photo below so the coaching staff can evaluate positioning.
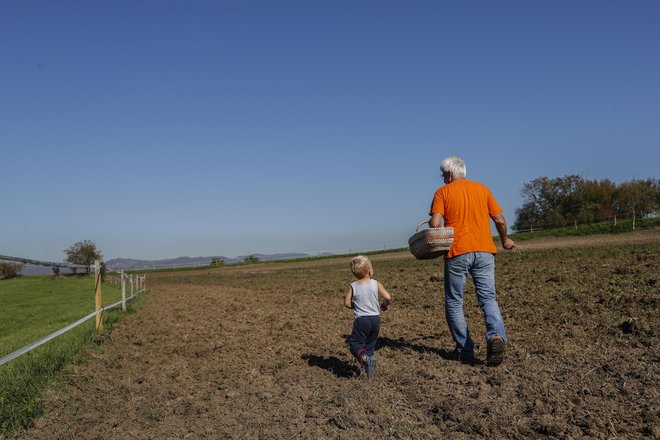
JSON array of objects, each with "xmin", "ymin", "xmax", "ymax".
[{"xmin": 429, "ymin": 179, "xmax": 503, "ymax": 258}]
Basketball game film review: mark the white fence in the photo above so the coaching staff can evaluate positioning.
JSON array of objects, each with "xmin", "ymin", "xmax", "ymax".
[
  {"xmin": 513, "ymin": 212, "xmax": 658, "ymax": 234},
  {"xmin": 0, "ymin": 258, "xmax": 146, "ymax": 367}
]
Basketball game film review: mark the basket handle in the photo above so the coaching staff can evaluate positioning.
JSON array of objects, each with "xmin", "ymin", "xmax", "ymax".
[{"xmin": 416, "ymin": 221, "xmax": 430, "ymax": 232}]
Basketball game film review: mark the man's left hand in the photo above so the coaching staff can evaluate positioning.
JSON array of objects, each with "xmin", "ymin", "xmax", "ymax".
[{"xmin": 502, "ymin": 238, "xmax": 516, "ymax": 250}]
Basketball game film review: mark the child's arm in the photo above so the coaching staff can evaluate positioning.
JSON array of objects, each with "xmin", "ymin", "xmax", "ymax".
[
  {"xmin": 344, "ymin": 286, "xmax": 354, "ymax": 309},
  {"xmin": 378, "ymin": 281, "xmax": 392, "ymax": 311}
]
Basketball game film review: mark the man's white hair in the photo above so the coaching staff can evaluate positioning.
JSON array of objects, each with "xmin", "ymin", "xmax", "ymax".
[{"xmin": 440, "ymin": 156, "xmax": 467, "ymax": 178}]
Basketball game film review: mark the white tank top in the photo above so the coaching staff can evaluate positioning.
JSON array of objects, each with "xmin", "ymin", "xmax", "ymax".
[{"xmin": 351, "ymin": 279, "xmax": 380, "ymax": 318}]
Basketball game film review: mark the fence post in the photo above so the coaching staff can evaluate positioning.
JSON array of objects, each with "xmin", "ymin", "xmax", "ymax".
[
  {"xmin": 130, "ymin": 275, "xmax": 135, "ymax": 298},
  {"xmin": 121, "ymin": 272, "xmax": 127, "ymax": 312},
  {"xmin": 94, "ymin": 260, "xmax": 104, "ymax": 332}
]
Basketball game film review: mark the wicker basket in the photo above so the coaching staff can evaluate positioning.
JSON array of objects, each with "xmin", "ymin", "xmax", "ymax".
[{"xmin": 408, "ymin": 221, "xmax": 454, "ymax": 260}]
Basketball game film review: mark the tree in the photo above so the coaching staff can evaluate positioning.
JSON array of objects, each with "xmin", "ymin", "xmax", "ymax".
[
  {"xmin": 514, "ymin": 175, "xmax": 583, "ymax": 230},
  {"xmin": 514, "ymin": 175, "xmax": 660, "ymax": 231},
  {"xmin": 614, "ymin": 179, "xmax": 660, "ymax": 219},
  {"xmin": 211, "ymin": 257, "xmax": 225, "ymax": 266},
  {"xmin": 244, "ymin": 255, "xmax": 259, "ymax": 263},
  {"xmin": 64, "ymin": 240, "xmax": 102, "ymax": 274},
  {"xmin": 575, "ymin": 179, "xmax": 617, "ymax": 222}
]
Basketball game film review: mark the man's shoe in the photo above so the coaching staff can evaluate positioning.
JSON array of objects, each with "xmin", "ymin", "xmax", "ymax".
[
  {"xmin": 450, "ymin": 349, "xmax": 476, "ymax": 364},
  {"xmin": 486, "ymin": 335, "xmax": 505, "ymax": 366}
]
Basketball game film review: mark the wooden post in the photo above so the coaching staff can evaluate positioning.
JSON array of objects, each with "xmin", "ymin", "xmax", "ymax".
[
  {"xmin": 130, "ymin": 275, "xmax": 135, "ymax": 298},
  {"xmin": 94, "ymin": 260, "xmax": 104, "ymax": 332},
  {"xmin": 121, "ymin": 272, "xmax": 127, "ymax": 312}
]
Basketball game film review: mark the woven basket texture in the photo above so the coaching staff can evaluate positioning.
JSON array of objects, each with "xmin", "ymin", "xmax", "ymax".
[{"xmin": 408, "ymin": 223, "xmax": 454, "ymax": 260}]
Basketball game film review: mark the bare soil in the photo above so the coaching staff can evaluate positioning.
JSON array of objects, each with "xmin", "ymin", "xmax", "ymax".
[{"xmin": 19, "ymin": 230, "xmax": 660, "ymax": 439}]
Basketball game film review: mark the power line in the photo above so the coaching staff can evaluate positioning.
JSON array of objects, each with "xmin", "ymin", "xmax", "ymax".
[{"xmin": 0, "ymin": 254, "xmax": 86, "ymax": 269}]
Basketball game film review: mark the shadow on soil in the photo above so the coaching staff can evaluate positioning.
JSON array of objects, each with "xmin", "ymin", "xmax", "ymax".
[
  {"xmin": 376, "ymin": 336, "xmax": 457, "ymax": 359},
  {"xmin": 340, "ymin": 334, "xmax": 481, "ymax": 363},
  {"xmin": 302, "ymin": 354, "xmax": 360, "ymax": 378}
]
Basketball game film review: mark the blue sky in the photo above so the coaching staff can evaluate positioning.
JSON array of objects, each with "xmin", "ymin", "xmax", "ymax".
[{"xmin": 1, "ymin": 1, "xmax": 658, "ymax": 261}]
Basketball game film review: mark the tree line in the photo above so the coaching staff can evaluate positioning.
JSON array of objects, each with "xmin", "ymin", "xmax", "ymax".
[{"xmin": 513, "ymin": 175, "xmax": 660, "ymax": 231}]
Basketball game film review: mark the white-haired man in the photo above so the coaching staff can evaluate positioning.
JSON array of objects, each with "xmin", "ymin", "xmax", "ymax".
[{"xmin": 429, "ymin": 156, "xmax": 515, "ymax": 366}]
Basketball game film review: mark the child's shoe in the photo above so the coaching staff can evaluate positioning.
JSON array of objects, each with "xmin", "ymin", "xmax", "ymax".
[
  {"xmin": 368, "ymin": 355, "xmax": 377, "ymax": 379},
  {"xmin": 359, "ymin": 354, "xmax": 374, "ymax": 379}
]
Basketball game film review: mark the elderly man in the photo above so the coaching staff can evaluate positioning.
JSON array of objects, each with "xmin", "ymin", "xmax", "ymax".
[{"xmin": 429, "ymin": 156, "xmax": 515, "ymax": 366}]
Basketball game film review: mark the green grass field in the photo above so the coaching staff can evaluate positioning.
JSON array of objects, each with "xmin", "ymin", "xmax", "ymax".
[{"xmin": 0, "ymin": 275, "xmax": 145, "ymax": 435}]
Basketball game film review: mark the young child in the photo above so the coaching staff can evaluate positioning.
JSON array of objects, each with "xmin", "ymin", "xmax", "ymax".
[{"xmin": 344, "ymin": 255, "xmax": 392, "ymax": 379}]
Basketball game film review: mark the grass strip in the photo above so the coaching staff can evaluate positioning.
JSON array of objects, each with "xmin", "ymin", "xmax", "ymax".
[{"xmin": 0, "ymin": 275, "xmax": 145, "ymax": 435}]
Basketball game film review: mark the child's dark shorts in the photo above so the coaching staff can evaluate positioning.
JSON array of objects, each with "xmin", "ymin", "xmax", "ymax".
[{"xmin": 349, "ymin": 315, "xmax": 380, "ymax": 357}]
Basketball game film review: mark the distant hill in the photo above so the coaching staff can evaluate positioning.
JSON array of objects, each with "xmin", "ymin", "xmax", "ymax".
[
  {"xmin": 16, "ymin": 252, "xmax": 336, "ymax": 276},
  {"xmin": 21, "ymin": 266, "xmax": 80, "ymax": 276},
  {"xmin": 104, "ymin": 252, "xmax": 334, "ymax": 271},
  {"xmin": 106, "ymin": 256, "xmax": 220, "ymax": 271}
]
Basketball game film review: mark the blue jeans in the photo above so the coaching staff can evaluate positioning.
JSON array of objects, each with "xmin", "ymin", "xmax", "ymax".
[{"xmin": 444, "ymin": 252, "xmax": 507, "ymax": 356}]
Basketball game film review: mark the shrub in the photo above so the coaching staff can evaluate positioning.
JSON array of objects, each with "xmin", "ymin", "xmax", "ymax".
[{"xmin": 0, "ymin": 261, "xmax": 23, "ymax": 279}]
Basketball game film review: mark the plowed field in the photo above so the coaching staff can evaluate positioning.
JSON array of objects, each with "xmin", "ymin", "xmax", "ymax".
[{"xmin": 20, "ymin": 230, "xmax": 659, "ymax": 439}]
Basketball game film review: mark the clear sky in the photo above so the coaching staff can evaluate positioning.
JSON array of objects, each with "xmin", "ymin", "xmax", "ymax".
[{"xmin": 2, "ymin": 1, "xmax": 659, "ymax": 261}]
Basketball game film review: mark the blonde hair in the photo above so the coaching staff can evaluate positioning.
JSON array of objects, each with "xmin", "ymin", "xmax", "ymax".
[{"xmin": 350, "ymin": 255, "xmax": 372, "ymax": 278}]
